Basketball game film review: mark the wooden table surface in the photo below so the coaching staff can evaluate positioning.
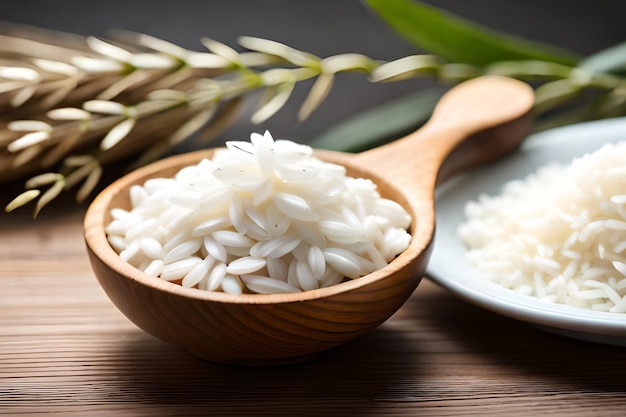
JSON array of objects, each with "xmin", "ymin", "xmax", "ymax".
[{"xmin": 2, "ymin": 202, "xmax": 625, "ymax": 417}]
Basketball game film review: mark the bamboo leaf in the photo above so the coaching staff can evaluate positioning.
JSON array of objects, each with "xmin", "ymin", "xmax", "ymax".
[
  {"xmin": 310, "ymin": 86, "xmax": 445, "ymax": 152},
  {"xmin": 532, "ymin": 94, "xmax": 619, "ymax": 132},
  {"xmin": 579, "ymin": 40, "xmax": 626, "ymax": 73},
  {"xmin": 534, "ymin": 79, "xmax": 583, "ymax": 115},
  {"xmin": 364, "ymin": 0, "xmax": 579, "ymax": 67},
  {"xmin": 485, "ymin": 60, "xmax": 573, "ymax": 79}
]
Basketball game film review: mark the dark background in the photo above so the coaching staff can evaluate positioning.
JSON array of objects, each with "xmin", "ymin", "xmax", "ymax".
[{"xmin": 2, "ymin": 0, "xmax": 626, "ymax": 146}]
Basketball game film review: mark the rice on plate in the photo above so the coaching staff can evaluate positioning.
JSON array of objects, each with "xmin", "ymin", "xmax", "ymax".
[{"xmin": 459, "ymin": 141, "xmax": 626, "ymax": 313}]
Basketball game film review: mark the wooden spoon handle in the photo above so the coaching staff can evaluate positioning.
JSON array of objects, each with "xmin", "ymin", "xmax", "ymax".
[{"xmin": 353, "ymin": 76, "xmax": 535, "ymax": 194}]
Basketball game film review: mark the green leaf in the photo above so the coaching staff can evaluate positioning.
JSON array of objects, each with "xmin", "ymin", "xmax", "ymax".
[
  {"xmin": 532, "ymin": 93, "xmax": 622, "ymax": 132},
  {"xmin": 533, "ymin": 79, "xmax": 584, "ymax": 115},
  {"xmin": 364, "ymin": 0, "xmax": 579, "ymax": 67},
  {"xmin": 579, "ymin": 40, "xmax": 626, "ymax": 73},
  {"xmin": 309, "ymin": 86, "xmax": 445, "ymax": 152}
]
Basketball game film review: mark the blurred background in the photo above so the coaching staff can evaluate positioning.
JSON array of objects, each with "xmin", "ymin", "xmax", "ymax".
[{"xmin": 2, "ymin": 0, "xmax": 626, "ymax": 146}]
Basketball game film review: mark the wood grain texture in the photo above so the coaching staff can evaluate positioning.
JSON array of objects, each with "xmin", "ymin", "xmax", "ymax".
[
  {"xmin": 83, "ymin": 76, "xmax": 534, "ymax": 365},
  {"xmin": 2, "ymin": 207, "xmax": 626, "ymax": 416}
]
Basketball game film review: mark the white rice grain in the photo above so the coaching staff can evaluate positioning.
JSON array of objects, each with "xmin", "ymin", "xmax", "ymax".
[
  {"xmin": 221, "ymin": 274, "xmax": 243, "ymax": 295},
  {"xmin": 266, "ymin": 257, "xmax": 288, "ymax": 282},
  {"xmin": 229, "ymin": 193, "xmax": 247, "ymax": 234},
  {"xmin": 125, "ymin": 218, "xmax": 158, "ymax": 242},
  {"xmin": 182, "ymin": 256, "xmax": 215, "ymax": 288},
  {"xmin": 318, "ymin": 220, "xmax": 363, "ymax": 245},
  {"xmin": 319, "ymin": 268, "xmax": 344, "ymax": 287},
  {"xmin": 226, "ymin": 256, "xmax": 266, "ymax": 275},
  {"xmin": 110, "ymin": 208, "xmax": 140, "ymax": 222},
  {"xmin": 240, "ymin": 274, "xmax": 300, "ymax": 294},
  {"xmin": 265, "ymin": 204, "xmax": 291, "ymax": 237},
  {"xmin": 202, "ymin": 236, "xmax": 228, "ymax": 263},
  {"xmin": 323, "ymin": 248, "xmax": 363, "ymax": 279},
  {"xmin": 191, "ymin": 217, "xmax": 232, "ymax": 236},
  {"xmin": 105, "ymin": 219, "xmax": 134, "ymax": 236},
  {"xmin": 295, "ymin": 260, "xmax": 318, "ymax": 291},
  {"xmin": 106, "ymin": 131, "xmax": 412, "ymax": 294},
  {"xmin": 140, "ymin": 237, "xmax": 165, "ymax": 259},
  {"xmin": 129, "ymin": 184, "xmax": 148, "ymax": 207},
  {"xmin": 161, "ymin": 257, "xmax": 203, "ymax": 281},
  {"xmin": 205, "ymin": 262, "xmax": 227, "ymax": 291},
  {"xmin": 163, "ymin": 231, "xmax": 191, "ymax": 253},
  {"xmin": 249, "ymin": 235, "xmax": 301, "ymax": 259},
  {"xmin": 307, "ymin": 246, "xmax": 326, "ymax": 279},
  {"xmin": 272, "ymin": 192, "xmax": 319, "ymax": 222},
  {"xmin": 143, "ymin": 259, "xmax": 164, "ymax": 277},
  {"xmin": 119, "ymin": 241, "xmax": 142, "ymax": 263},
  {"xmin": 107, "ymin": 235, "xmax": 127, "ymax": 252},
  {"xmin": 251, "ymin": 131, "xmax": 274, "ymax": 177},
  {"xmin": 212, "ymin": 230, "xmax": 254, "ymax": 248},
  {"xmin": 163, "ymin": 239, "xmax": 202, "ymax": 264}
]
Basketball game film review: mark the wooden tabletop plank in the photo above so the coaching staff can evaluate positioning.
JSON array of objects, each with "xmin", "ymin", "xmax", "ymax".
[{"xmin": 1, "ymin": 206, "xmax": 625, "ymax": 416}]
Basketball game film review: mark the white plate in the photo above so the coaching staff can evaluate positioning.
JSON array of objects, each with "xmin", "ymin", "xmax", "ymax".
[{"xmin": 428, "ymin": 117, "xmax": 626, "ymax": 347}]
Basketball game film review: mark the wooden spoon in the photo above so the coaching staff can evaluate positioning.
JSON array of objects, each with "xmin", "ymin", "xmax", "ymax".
[{"xmin": 84, "ymin": 76, "xmax": 534, "ymax": 365}]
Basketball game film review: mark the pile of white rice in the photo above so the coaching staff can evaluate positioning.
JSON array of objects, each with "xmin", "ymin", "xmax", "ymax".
[
  {"xmin": 459, "ymin": 141, "xmax": 626, "ymax": 313},
  {"xmin": 106, "ymin": 131, "xmax": 411, "ymax": 295}
]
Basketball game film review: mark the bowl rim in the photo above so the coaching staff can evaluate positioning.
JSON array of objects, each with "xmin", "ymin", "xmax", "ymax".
[{"xmin": 84, "ymin": 148, "xmax": 425, "ymax": 305}]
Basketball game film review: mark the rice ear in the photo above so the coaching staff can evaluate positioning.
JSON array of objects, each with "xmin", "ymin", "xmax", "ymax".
[
  {"xmin": 34, "ymin": 177, "xmax": 65, "ymax": 217},
  {"xmin": 5, "ymin": 189, "xmax": 40, "ymax": 213}
]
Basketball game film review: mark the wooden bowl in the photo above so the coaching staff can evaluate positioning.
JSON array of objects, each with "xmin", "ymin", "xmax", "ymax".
[
  {"xmin": 84, "ymin": 149, "xmax": 426, "ymax": 365},
  {"xmin": 84, "ymin": 76, "xmax": 534, "ymax": 365}
]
